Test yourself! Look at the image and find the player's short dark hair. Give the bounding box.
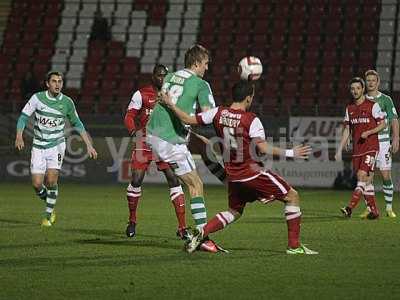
[184,44,210,68]
[349,77,365,89]
[46,71,63,82]
[232,80,255,103]
[153,64,168,75]
[364,69,380,79]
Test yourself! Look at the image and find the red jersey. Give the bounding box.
[196,106,266,181]
[344,99,384,157]
[124,85,158,150]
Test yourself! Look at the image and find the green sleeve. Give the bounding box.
[16,113,30,130]
[67,101,85,133]
[385,97,398,120]
[198,80,215,109]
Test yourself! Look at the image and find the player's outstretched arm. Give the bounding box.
[335,125,350,161]
[256,140,312,159]
[79,131,98,159]
[160,91,198,125]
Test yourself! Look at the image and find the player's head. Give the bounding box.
[349,77,365,101]
[364,69,380,93]
[45,71,63,96]
[152,64,168,90]
[184,44,210,78]
[232,80,255,110]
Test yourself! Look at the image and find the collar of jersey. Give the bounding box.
[183,68,196,76]
[46,91,63,101]
[366,92,381,99]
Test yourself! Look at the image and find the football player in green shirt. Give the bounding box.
[147,45,215,232]
[362,69,399,217]
[15,71,97,226]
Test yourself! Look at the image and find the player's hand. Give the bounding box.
[15,136,24,151]
[334,152,342,161]
[159,91,173,107]
[361,131,369,139]
[344,139,351,151]
[292,144,312,159]
[87,145,98,159]
[391,137,399,154]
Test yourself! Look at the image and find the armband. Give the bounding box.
[285,149,294,157]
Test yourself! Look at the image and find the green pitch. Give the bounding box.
[1,183,399,299]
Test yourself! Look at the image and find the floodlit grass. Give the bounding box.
[1,183,399,299]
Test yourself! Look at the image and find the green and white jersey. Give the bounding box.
[20,91,85,149]
[147,69,215,144]
[366,92,398,144]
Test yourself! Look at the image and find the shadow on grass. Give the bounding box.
[0,218,36,227]
[74,238,182,251]
[242,215,346,224]
[0,247,285,270]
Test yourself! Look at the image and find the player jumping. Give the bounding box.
[335,77,386,219]
[124,64,189,239]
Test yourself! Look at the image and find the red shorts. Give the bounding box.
[130,148,169,171]
[228,171,292,213]
[352,152,377,174]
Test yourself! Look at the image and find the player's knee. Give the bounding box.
[285,188,300,206]
[131,170,145,187]
[185,173,203,197]
[31,180,42,190]
[46,178,58,187]
[356,170,368,182]
[230,209,242,220]
[381,171,391,181]
[164,170,180,187]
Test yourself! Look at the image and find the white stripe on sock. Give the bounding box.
[286,212,301,220]
[216,214,227,227]
[191,203,204,209]
[193,212,207,219]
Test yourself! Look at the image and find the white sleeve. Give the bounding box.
[249,117,266,140]
[372,102,384,119]
[344,108,349,123]
[127,91,142,110]
[21,94,39,116]
[198,107,219,124]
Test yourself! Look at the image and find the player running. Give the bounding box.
[146,45,215,232]
[335,77,386,219]
[160,80,318,255]
[359,70,399,218]
[124,64,188,239]
[15,71,97,227]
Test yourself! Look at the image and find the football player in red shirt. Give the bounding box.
[124,64,188,239]
[335,77,386,219]
[160,80,318,255]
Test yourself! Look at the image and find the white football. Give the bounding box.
[238,56,263,81]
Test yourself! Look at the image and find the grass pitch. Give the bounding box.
[0,183,399,299]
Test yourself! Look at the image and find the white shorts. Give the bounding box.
[31,142,66,174]
[376,142,392,171]
[146,134,196,176]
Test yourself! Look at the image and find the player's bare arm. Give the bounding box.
[360,120,386,139]
[256,139,312,159]
[160,91,198,125]
[391,118,399,153]
[335,125,350,161]
[15,129,24,151]
[80,131,98,159]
